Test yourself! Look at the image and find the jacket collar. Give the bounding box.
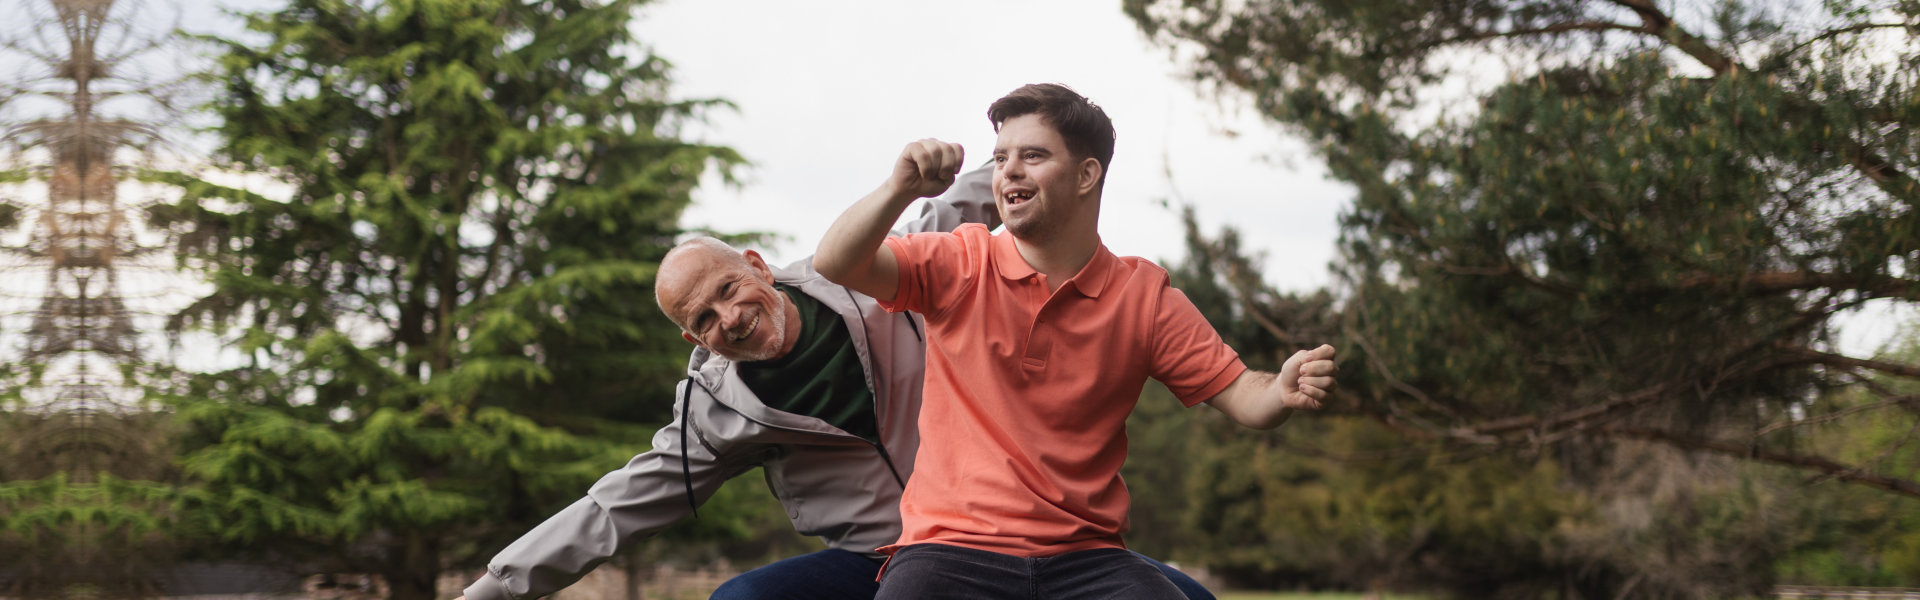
[989,231,1114,299]
[682,258,886,439]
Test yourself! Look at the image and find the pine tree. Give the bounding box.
[1130,0,1920,595]
[1129,0,1920,503]
[145,1,742,598]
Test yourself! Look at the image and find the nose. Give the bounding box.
[718,303,746,330]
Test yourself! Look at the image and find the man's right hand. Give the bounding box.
[889,138,965,200]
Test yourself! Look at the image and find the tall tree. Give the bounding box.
[0,0,194,595]
[1129,0,1920,596]
[146,1,741,598]
[1128,0,1920,505]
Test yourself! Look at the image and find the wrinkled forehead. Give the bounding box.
[658,249,749,318]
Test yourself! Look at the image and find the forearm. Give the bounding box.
[472,410,729,600]
[466,496,632,600]
[899,165,999,234]
[814,182,918,298]
[1206,370,1294,429]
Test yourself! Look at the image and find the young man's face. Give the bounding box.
[658,249,791,362]
[992,113,1088,241]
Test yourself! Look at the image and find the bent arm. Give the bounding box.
[815,139,965,302]
[1203,345,1338,429]
[897,164,999,235]
[814,182,917,302]
[464,384,750,600]
[1204,370,1294,429]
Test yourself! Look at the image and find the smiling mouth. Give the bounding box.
[727,313,760,343]
[1004,190,1034,206]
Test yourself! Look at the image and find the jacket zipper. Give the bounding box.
[685,373,908,491]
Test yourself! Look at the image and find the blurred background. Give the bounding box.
[0,0,1915,598]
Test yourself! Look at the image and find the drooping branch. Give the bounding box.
[1467,381,1674,436]
[1779,344,1920,380]
[1754,395,1920,437]
[1667,271,1920,302]
[1605,0,1742,75]
[1778,22,1916,61]
[1424,20,1651,49]
[1599,424,1920,499]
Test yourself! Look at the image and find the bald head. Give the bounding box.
[657,238,751,327]
[655,237,796,361]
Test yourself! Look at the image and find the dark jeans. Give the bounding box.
[873,544,1197,600]
[710,547,1213,600]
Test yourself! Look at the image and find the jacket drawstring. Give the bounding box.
[842,288,914,488]
[679,378,698,518]
[874,441,906,489]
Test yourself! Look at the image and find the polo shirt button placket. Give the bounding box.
[1024,303,1051,371]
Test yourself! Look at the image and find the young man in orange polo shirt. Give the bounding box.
[814,83,1338,599]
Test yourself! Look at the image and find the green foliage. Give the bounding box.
[1773,338,1920,586]
[0,409,185,599]
[1130,1,1920,595]
[148,1,742,598]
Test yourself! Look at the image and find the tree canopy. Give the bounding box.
[145,1,742,597]
[1128,0,1920,596]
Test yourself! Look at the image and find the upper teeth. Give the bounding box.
[1007,192,1032,201]
[729,314,759,342]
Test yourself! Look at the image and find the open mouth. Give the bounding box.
[1003,190,1034,206]
[727,313,760,343]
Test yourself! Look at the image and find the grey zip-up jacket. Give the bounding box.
[464,167,997,600]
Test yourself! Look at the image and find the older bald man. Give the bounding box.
[458,167,1214,600]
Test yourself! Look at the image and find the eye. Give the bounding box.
[1025,151,1042,160]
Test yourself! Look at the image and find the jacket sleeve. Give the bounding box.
[464,380,754,600]
[895,164,999,235]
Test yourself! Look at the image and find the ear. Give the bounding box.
[1076,156,1103,196]
[743,249,775,284]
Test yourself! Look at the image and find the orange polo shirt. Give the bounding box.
[877,223,1247,556]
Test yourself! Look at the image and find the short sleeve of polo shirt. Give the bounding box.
[877,224,988,318]
[1151,285,1248,406]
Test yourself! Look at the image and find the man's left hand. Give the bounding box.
[1278,344,1337,409]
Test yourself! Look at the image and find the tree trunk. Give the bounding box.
[384,537,441,600]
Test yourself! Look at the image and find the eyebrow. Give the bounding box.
[685,277,735,329]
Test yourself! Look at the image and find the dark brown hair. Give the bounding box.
[987,83,1115,185]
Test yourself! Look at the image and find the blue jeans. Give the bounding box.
[710,547,1213,600]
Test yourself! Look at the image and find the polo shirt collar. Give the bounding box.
[990,231,1115,299]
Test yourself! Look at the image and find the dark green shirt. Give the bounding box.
[735,284,880,443]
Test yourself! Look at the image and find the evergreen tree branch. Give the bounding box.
[1425,20,1651,48]
[1778,344,1920,380]
[1667,271,1920,301]
[1778,22,1916,62]
[1752,395,1920,438]
[1467,381,1674,436]
[1597,424,1920,499]
[1604,0,1743,75]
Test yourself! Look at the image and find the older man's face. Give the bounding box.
[657,248,791,362]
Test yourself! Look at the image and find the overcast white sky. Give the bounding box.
[628,0,1349,294]
[136,0,1915,360]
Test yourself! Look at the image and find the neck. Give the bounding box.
[1013,218,1100,291]
[775,289,803,357]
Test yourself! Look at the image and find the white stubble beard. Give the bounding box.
[728,288,790,362]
